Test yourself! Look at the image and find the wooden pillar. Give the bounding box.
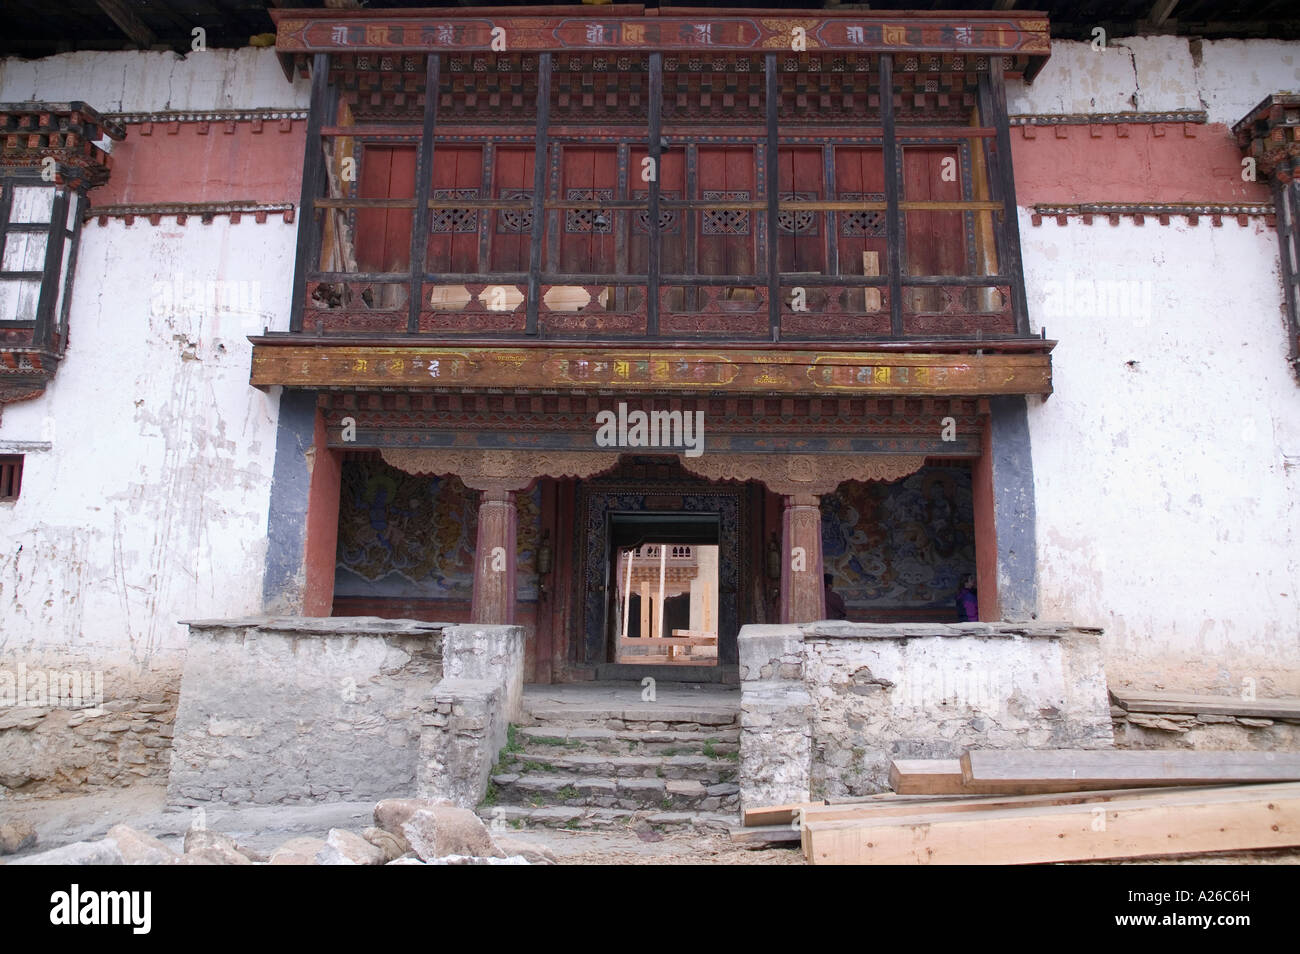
[647,50,663,336]
[525,52,552,335]
[289,52,331,333]
[765,51,780,342]
[470,489,518,624]
[639,579,651,639]
[408,52,440,333]
[779,493,826,624]
[879,54,903,338]
[971,408,1000,622]
[978,58,1030,336]
[302,404,342,617]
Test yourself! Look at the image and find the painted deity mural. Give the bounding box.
[335,459,540,601]
[821,466,975,611]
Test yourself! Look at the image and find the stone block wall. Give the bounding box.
[738,621,1114,810]
[0,660,181,795]
[167,617,444,805]
[166,617,525,808]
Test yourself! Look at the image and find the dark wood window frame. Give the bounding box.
[0,454,23,501]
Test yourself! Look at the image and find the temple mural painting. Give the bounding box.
[821,467,975,613]
[335,459,540,602]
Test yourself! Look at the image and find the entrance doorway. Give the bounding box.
[607,512,720,667]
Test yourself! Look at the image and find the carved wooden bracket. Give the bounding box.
[380,448,619,491]
[679,453,927,495]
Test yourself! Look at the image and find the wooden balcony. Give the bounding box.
[256,7,1052,395]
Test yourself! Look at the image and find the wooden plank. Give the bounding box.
[961,749,1300,794]
[1112,689,1300,720]
[729,825,802,848]
[250,344,1055,396]
[742,801,828,828]
[889,758,965,794]
[272,14,1053,58]
[802,782,1300,865]
[801,784,1247,827]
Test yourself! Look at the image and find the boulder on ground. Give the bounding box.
[361,826,408,862]
[0,821,37,856]
[172,845,253,865]
[317,828,386,866]
[107,825,179,865]
[373,797,452,836]
[269,836,327,865]
[493,835,557,865]
[400,806,505,862]
[182,828,264,862]
[8,839,124,865]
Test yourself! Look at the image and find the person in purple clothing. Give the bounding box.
[823,573,848,620]
[955,574,978,621]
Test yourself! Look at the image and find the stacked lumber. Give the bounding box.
[737,749,1300,864]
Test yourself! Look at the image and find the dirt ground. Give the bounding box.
[3,784,1296,865]
[0,783,803,864]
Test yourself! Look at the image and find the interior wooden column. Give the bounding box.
[779,492,826,624]
[470,489,519,624]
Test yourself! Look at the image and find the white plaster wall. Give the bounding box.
[0,48,308,113]
[1022,215,1299,693]
[1009,37,1300,125]
[0,50,302,667]
[1014,40,1300,693]
[0,218,295,663]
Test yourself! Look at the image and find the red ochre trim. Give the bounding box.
[1011,121,1271,210]
[92,117,304,208]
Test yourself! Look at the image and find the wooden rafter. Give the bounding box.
[95,0,158,48]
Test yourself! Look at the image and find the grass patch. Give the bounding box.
[520,761,557,774]
[509,818,523,830]
[562,819,583,830]
[478,780,499,809]
[556,785,581,800]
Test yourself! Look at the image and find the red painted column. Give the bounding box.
[302,406,342,617]
[779,493,826,624]
[470,488,518,625]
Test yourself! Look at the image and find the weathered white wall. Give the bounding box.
[0,49,305,669]
[1013,39,1300,694]
[1009,36,1300,125]
[0,48,306,112]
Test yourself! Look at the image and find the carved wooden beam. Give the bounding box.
[251,344,1053,397]
[679,453,926,495]
[380,448,618,490]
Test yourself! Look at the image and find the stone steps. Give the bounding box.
[516,725,739,756]
[480,685,743,831]
[490,771,741,812]
[481,804,736,833]
[496,751,736,783]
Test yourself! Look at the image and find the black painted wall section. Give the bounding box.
[262,388,318,613]
[989,395,1039,620]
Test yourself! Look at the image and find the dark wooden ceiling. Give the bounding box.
[3,1,1298,58]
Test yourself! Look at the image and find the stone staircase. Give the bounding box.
[479,683,741,833]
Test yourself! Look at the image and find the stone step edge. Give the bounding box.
[523,707,739,727]
[517,726,740,743]
[480,805,738,832]
[490,772,741,797]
